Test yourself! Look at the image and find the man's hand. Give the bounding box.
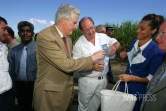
[109,41,120,56]
[91,50,106,61]
[110,45,116,56]
[120,50,127,59]
[93,61,104,71]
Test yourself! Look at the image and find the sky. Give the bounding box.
[1,0,166,36]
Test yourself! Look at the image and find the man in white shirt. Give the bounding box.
[73,17,120,111]
[0,16,14,111]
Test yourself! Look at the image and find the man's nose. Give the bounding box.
[74,24,77,29]
[155,35,160,41]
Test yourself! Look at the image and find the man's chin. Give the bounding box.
[22,39,32,43]
[158,46,164,51]
[68,32,73,36]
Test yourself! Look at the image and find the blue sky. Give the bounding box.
[1,0,166,36]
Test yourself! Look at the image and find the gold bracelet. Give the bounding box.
[135,76,140,82]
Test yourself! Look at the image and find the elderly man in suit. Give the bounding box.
[33,4,105,111]
[140,20,166,111]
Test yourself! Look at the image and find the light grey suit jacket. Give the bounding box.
[142,59,166,111]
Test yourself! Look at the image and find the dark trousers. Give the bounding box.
[0,89,15,111]
[107,59,116,84]
[16,81,34,111]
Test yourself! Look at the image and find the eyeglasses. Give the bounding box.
[157,31,166,37]
[83,26,95,33]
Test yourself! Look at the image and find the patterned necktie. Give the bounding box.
[140,63,166,111]
[148,63,166,91]
[132,48,141,60]
[62,37,68,53]
[18,46,27,81]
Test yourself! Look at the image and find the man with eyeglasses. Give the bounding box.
[140,21,166,111]
[73,17,120,111]
[8,21,36,111]
[0,16,15,111]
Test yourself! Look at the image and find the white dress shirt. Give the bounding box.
[0,42,12,94]
[73,33,117,77]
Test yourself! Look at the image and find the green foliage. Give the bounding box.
[104,21,138,51]
[70,28,83,45]
[16,37,21,43]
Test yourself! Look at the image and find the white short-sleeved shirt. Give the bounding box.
[0,42,12,94]
[72,33,117,77]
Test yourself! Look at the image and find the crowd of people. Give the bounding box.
[0,3,166,111]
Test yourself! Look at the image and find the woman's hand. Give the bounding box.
[117,74,133,82]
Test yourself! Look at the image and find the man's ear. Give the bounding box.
[152,28,157,35]
[61,17,67,25]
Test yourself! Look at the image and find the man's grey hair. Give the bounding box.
[55,4,80,24]
[96,25,105,32]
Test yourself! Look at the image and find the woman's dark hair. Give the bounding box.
[141,14,164,37]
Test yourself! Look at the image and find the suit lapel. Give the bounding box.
[66,37,72,57]
[151,77,166,94]
[50,25,69,57]
[147,58,166,93]
[147,64,163,89]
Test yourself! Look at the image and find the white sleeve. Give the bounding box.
[108,37,117,46]
[146,74,153,81]
[72,41,82,59]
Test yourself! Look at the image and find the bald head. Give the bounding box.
[96,25,106,33]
